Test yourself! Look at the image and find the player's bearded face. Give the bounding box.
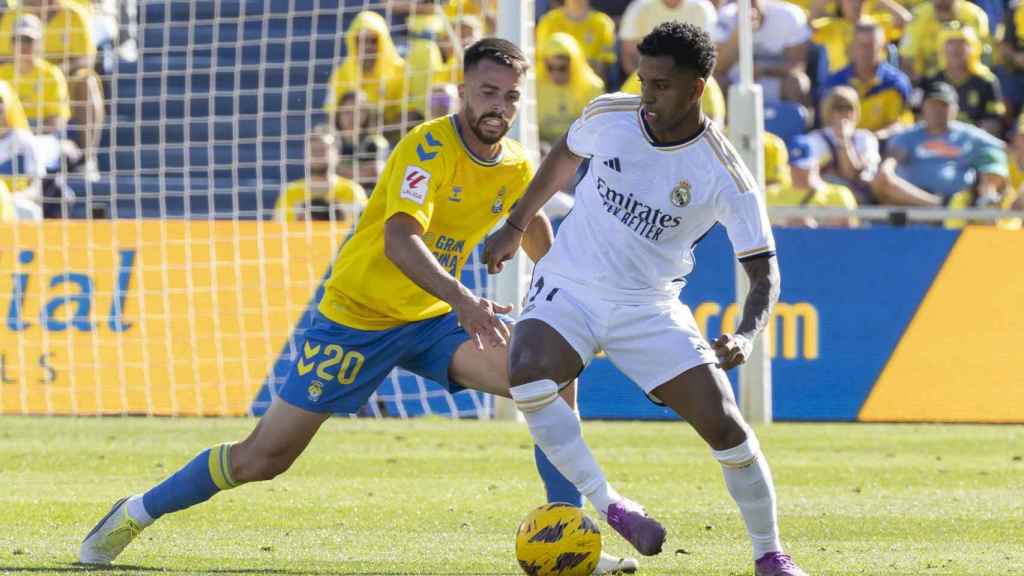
[462,59,523,145]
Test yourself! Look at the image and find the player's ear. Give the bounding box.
[690,75,706,106]
[457,82,465,101]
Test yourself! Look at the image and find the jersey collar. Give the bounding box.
[638,109,709,150]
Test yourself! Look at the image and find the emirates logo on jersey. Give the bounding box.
[671,180,692,207]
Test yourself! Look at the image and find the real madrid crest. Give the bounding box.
[670,180,692,207]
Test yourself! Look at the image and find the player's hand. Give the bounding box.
[482,222,524,274]
[453,293,513,350]
[713,333,753,371]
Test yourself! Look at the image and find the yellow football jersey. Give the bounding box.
[0,60,70,122]
[536,8,617,65]
[0,1,96,62]
[319,115,532,330]
[274,177,367,221]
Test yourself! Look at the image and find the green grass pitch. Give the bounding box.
[0,417,1021,575]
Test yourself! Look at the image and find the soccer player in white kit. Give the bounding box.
[484,22,809,576]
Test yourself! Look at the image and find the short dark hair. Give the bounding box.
[637,21,716,79]
[463,37,529,75]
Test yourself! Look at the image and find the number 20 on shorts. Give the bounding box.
[298,342,365,385]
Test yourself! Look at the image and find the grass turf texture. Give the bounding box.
[0,417,1021,575]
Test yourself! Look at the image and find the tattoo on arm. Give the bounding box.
[736,256,781,340]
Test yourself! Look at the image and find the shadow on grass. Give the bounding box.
[0,565,520,576]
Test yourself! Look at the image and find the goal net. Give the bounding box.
[0,0,534,418]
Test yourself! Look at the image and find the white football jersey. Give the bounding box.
[537,92,775,304]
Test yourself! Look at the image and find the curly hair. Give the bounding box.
[637,21,716,79]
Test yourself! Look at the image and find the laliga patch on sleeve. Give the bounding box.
[400,165,431,205]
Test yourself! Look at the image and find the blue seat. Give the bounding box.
[763,100,809,147]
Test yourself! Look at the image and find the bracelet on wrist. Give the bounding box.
[507,219,527,233]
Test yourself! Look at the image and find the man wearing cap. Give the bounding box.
[767,135,859,227]
[0,15,74,178]
[872,81,1008,207]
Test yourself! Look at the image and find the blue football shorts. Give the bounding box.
[277,310,470,413]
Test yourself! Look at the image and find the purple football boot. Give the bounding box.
[605,499,666,556]
[755,552,809,576]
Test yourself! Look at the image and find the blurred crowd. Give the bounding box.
[320,0,1024,228]
[3,0,1024,227]
[0,0,133,220]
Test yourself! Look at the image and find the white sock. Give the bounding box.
[126,494,154,528]
[711,434,782,560]
[511,379,620,515]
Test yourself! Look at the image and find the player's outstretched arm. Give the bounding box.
[385,213,511,349]
[483,133,581,273]
[713,256,781,370]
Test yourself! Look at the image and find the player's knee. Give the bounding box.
[701,411,749,451]
[508,345,562,386]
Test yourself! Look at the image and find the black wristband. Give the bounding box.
[507,219,527,233]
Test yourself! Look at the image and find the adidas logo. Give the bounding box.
[603,157,622,172]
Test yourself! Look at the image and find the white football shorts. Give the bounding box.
[518,270,719,395]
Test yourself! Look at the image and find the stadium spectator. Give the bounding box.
[620,70,727,125]
[333,90,389,190]
[999,0,1024,118]
[274,128,367,223]
[873,82,1008,207]
[0,16,71,170]
[899,0,989,82]
[429,83,460,119]
[810,0,909,74]
[807,0,909,40]
[918,26,1004,137]
[325,11,406,128]
[713,0,811,105]
[804,86,880,203]
[764,131,793,194]
[443,0,496,32]
[769,135,859,227]
[403,25,446,124]
[0,0,105,181]
[944,114,1022,229]
[536,33,605,145]
[536,0,616,78]
[822,21,911,138]
[619,0,718,75]
[436,15,484,86]
[0,79,43,219]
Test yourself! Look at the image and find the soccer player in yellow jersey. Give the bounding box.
[79,38,638,575]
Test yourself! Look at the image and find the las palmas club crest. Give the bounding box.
[671,180,692,207]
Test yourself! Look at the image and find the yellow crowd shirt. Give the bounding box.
[536,8,617,65]
[0,60,70,122]
[319,115,532,330]
[274,177,368,221]
[0,0,95,62]
[899,1,989,78]
[324,11,406,122]
[536,33,606,143]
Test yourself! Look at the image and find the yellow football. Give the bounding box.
[515,503,602,576]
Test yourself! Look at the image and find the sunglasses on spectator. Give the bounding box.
[546,63,569,73]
